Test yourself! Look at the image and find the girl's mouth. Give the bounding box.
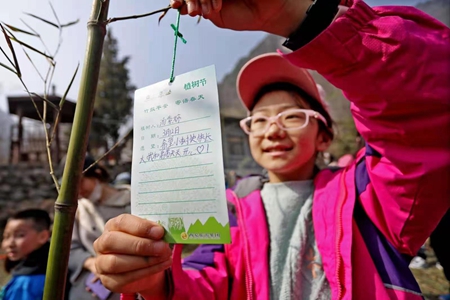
[263,145,293,155]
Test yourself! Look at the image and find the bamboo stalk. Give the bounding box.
[43,1,110,299]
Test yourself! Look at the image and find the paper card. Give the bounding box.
[131,65,230,244]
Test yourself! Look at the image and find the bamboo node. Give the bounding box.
[54,202,78,214]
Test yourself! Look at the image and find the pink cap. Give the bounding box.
[237,53,326,111]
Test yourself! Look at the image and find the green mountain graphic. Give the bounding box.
[186,216,230,244]
[165,217,187,243]
[164,216,230,244]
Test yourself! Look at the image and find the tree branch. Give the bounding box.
[83,129,132,174]
[106,5,171,24]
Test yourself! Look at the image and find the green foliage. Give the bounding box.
[91,30,135,150]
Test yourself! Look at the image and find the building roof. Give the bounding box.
[7,94,76,123]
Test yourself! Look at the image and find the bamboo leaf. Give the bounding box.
[59,63,79,108]
[0,24,21,77]
[30,92,58,110]
[23,49,45,82]
[20,19,40,37]
[0,45,16,70]
[2,23,39,36]
[61,19,79,28]
[9,35,53,59]
[48,2,61,26]
[2,26,17,39]
[24,12,59,28]
[0,62,17,74]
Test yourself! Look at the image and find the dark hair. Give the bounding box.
[83,155,110,182]
[10,209,51,232]
[252,82,334,139]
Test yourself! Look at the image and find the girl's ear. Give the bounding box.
[316,130,332,152]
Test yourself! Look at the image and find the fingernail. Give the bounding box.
[152,241,167,253]
[149,226,165,239]
[202,2,211,15]
[187,1,196,14]
[212,0,220,11]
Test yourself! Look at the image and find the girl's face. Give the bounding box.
[78,176,98,199]
[249,90,330,183]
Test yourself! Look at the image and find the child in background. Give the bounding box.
[0,209,51,300]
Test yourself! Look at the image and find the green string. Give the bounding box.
[169,10,186,83]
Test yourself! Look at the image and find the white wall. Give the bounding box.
[0,96,11,164]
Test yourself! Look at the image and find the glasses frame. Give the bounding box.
[239,109,328,136]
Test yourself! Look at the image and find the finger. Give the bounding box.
[211,0,222,12]
[91,275,100,283]
[185,0,201,16]
[199,0,211,16]
[104,214,165,240]
[96,253,172,275]
[99,259,172,293]
[94,231,171,257]
[170,2,190,16]
[170,0,183,9]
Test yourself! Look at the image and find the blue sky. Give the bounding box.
[0,0,423,112]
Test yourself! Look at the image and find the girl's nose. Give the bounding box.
[265,122,285,139]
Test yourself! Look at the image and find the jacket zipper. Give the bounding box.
[231,191,254,300]
[335,168,348,300]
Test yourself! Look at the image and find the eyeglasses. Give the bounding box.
[239,109,328,137]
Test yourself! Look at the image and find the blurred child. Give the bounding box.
[0,209,51,300]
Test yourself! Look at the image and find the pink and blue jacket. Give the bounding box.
[123,0,450,299]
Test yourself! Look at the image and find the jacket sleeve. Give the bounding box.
[168,243,231,300]
[68,218,92,283]
[120,243,231,300]
[284,0,450,255]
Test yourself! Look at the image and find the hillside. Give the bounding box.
[218,0,449,157]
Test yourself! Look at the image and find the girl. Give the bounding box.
[93,0,450,299]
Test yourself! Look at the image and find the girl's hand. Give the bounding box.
[93,214,172,296]
[170,0,312,38]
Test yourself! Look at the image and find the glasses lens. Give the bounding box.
[279,110,308,129]
[244,116,267,135]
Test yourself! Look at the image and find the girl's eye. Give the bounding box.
[252,117,267,123]
[285,114,300,119]
[284,112,306,120]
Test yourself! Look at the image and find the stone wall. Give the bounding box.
[0,164,57,226]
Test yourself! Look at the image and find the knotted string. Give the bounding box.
[169,9,186,83]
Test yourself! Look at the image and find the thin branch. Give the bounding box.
[20,81,60,192]
[22,49,45,81]
[106,5,171,24]
[21,19,52,54]
[83,129,132,174]
[49,1,61,27]
[19,78,44,122]
[50,63,79,145]
[44,118,60,193]
[30,92,59,110]
[46,61,57,96]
